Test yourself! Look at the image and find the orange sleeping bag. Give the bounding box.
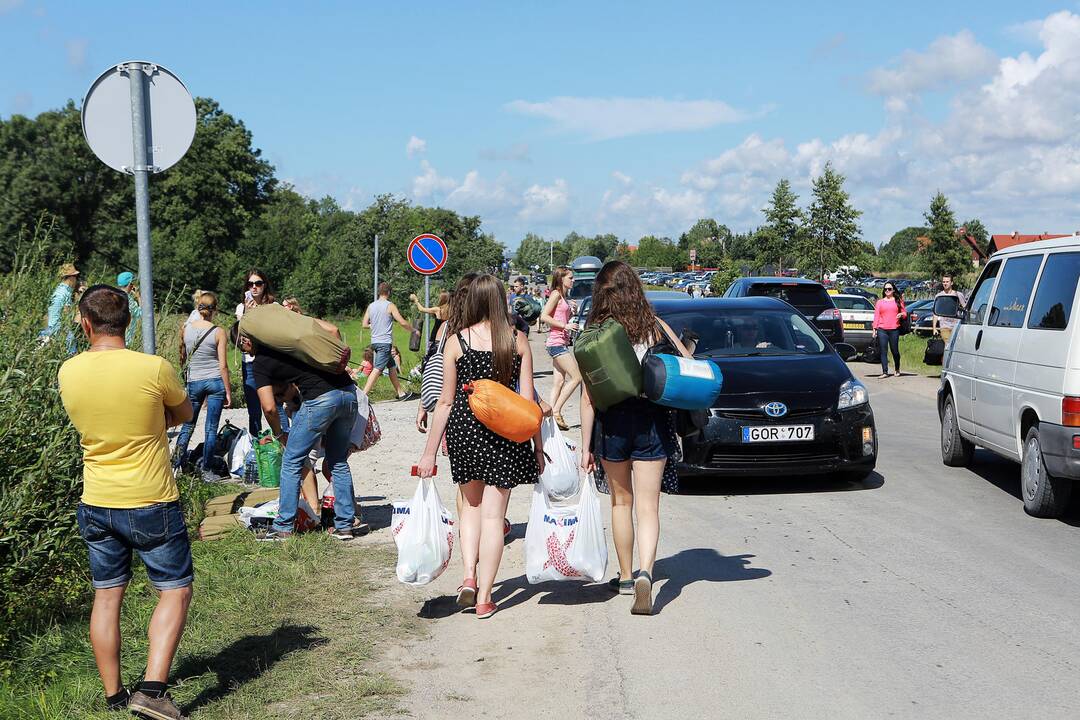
[463,380,542,443]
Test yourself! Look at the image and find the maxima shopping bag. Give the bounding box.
[392,477,454,586]
[524,475,606,583]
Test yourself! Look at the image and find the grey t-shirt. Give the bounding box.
[368,298,393,344]
[184,324,221,382]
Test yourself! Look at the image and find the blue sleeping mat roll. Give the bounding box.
[642,353,723,410]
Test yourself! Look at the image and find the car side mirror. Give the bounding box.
[933,295,962,319]
[834,342,857,361]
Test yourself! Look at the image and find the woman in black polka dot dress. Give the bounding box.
[417,274,543,619]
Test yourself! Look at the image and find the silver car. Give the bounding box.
[831,294,876,358]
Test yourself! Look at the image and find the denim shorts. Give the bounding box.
[77,501,194,591]
[593,398,673,462]
[371,343,393,370]
[546,344,570,358]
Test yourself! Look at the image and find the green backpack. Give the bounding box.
[573,319,643,411]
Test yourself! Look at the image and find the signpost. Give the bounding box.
[407,234,448,353]
[81,61,196,353]
[689,247,697,270]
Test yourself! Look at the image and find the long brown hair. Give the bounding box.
[455,273,516,385]
[550,266,572,294]
[245,268,274,303]
[447,272,480,335]
[587,260,658,345]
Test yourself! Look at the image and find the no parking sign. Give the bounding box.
[407,234,447,275]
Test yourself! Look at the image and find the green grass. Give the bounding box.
[898,333,941,377]
[0,537,412,719]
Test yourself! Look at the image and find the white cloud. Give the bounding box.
[612,171,633,186]
[520,179,570,223]
[65,38,88,70]
[867,30,996,98]
[412,159,457,199]
[405,135,426,158]
[505,96,750,140]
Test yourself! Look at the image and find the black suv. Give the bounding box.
[723,277,843,344]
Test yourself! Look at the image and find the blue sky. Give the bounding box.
[3,1,1079,249]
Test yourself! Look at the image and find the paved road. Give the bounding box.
[373,333,1080,720]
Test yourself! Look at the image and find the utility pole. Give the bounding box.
[373,233,379,300]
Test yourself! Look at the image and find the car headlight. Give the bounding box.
[838,379,869,410]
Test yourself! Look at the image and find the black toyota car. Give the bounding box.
[653,297,877,480]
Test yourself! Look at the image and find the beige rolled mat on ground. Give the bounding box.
[239,303,351,373]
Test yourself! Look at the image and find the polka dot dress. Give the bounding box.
[445,333,539,488]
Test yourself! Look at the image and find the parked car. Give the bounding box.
[723,277,843,344]
[936,235,1080,517]
[831,294,877,359]
[653,297,876,480]
[841,286,878,300]
[570,290,688,338]
[902,299,934,337]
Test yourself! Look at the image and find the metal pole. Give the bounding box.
[549,237,553,272]
[128,63,156,354]
[422,275,430,355]
[373,233,379,301]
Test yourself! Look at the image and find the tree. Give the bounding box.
[759,179,803,274]
[802,163,862,280]
[515,233,550,270]
[878,226,928,272]
[962,218,989,256]
[631,235,680,268]
[923,192,969,279]
[709,255,742,295]
[679,218,729,267]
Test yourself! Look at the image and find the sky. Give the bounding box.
[3,1,1080,250]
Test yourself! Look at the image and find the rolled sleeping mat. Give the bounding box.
[642,353,723,410]
[239,303,351,373]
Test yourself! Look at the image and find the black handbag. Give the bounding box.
[923,337,945,365]
[898,297,912,336]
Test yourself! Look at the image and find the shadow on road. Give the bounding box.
[175,624,328,714]
[359,502,395,532]
[966,450,1080,527]
[416,575,614,620]
[677,471,885,496]
[653,549,771,615]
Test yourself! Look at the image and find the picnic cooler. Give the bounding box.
[239,303,351,373]
[573,319,643,411]
[642,354,723,410]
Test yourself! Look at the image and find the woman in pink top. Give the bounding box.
[872,282,907,378]
[541,267,582,430]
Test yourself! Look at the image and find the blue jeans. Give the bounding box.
[275,388,358,533]
[243,361,288,436]
[77,501,193,590]
[175,377,226,468]
[877,328,901,374]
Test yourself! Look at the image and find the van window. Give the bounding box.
[963,260,1000,325]
[1028,252,1080,330]
[988,255,1042,328]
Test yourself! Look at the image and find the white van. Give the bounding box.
[935,235,1080,518]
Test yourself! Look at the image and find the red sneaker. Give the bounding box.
[456,578,477,608]
[503,518,511,538]
[475,601,497,619]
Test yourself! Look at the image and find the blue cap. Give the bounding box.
[116,271,135,287]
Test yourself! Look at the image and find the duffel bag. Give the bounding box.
[239,303,351,373]
[923,337,945,366]
[573,319,642,411]
[462,380,543,443]
[642,353,723,410]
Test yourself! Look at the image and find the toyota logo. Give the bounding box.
[764,402,788,418]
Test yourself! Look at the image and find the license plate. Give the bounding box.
[843,322,867,330]
[742,425,815,442]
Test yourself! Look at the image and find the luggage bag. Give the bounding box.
[573,319,643,411]
[924,337,945,366]
[239,303,351,373]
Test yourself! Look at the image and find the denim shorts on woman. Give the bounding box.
[593,397,675,462]
[77,501,194,591]
[546,344,570,358]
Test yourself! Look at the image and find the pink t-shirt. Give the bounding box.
[873,298,906,330]
[546,297,572,347]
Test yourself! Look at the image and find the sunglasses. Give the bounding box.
[885,286,895,291]
[197,303,216,311]
[246,280,265,288]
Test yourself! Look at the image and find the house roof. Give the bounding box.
[990,233,1070,251]
[914,232,985,259]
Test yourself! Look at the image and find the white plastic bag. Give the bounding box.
[228,430,253,477]
[524,475,607,583]
[538,416,580,500]
[392,478,454,586]
[237,498,320,533]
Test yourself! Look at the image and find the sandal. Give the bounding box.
[475,601,497,619]
[456,578,477,608]
[631,570,653,616]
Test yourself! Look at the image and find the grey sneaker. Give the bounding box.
[128,691,188,719]
[631,570,653,616]
[398,391,420,401]
[607,574,634,595]
[328,527,354,541]
[256,529,293,543]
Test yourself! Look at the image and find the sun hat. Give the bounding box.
[116,271,135,287]
[58,262,80,278]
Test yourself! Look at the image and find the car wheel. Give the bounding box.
[941,395,974,467]
[1021,425,1073,518]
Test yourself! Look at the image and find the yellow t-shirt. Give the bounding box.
[58,349,187,509]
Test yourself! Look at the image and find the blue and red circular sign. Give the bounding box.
[407,233,447,275]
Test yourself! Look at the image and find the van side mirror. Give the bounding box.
[834,342,858,361]
[933,295,963,319]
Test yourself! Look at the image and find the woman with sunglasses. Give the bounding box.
[872,283,907,378]
[175,292,232,479]
[235,269,282,434]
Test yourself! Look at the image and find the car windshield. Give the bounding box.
[568,278,593,299]
[661,308,828,357]
[832,296,873,310]
[747,283,830,308]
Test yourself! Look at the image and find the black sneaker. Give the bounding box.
[256,529,293,543]
[607,574,634,595]
[398,391,420,401]
[328,527,354,541]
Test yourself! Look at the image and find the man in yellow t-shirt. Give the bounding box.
[58,285,194,718]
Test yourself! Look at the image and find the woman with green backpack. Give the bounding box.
[578,261,691,616]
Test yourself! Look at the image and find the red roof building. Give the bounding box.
[916,229,986,267]
[988,232,1071,255]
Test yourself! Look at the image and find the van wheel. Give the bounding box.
[941,395,974,467]
[1021,426,1073,518]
